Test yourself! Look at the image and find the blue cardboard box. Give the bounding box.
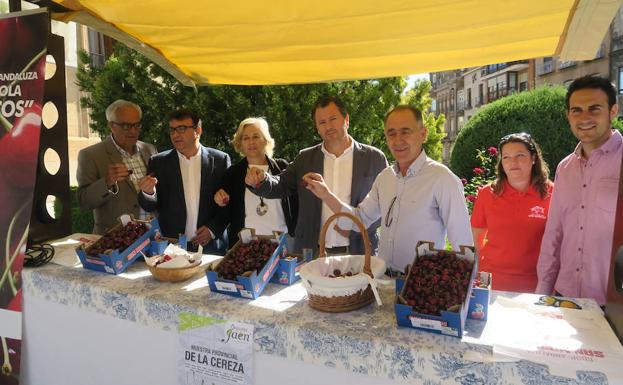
[394,241,477,338]
[76,215,159,274]
[206,230,285,299]
[468,271,491,321]
[146,234,188,257]
[270,251,312,285]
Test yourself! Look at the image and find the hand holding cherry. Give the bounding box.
[106,163,131,188]
[302,172,330,199]
[245,167,266,187]
[214,189,230,207]
[138,173,158,195]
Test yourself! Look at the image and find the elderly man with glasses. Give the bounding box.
[77,99,157,234]
[303,105,472,273]
[138,109,230,254]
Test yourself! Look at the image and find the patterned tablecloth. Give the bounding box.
[22,252,621,385]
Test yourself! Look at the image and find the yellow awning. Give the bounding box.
[51,0,623,86]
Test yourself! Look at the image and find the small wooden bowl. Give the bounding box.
[148,260,204,282]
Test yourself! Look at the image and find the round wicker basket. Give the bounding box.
[300,212,386,313]
[148,260,204,282]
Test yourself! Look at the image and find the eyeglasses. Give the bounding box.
[169,124,197,134]
[384,196,397,227]
[111,121,142,130]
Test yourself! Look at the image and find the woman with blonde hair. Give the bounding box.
[471,132,553,292]
[214,117,297,245]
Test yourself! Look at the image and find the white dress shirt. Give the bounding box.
[321,141,354,247]
[142,149,203,239]
[244,164,287,235]
[177,150,203,239]
[340,150,473,270]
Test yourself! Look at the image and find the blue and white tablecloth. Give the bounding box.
[22,246,621,385]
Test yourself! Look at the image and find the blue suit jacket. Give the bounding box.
[138,145,231,246]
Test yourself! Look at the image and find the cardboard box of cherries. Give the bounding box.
[394,241,476,338]
[76,215,159,274]
[206,229,286,299]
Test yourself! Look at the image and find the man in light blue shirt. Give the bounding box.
[304,105,472,271]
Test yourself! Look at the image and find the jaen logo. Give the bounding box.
[222,325,251,344]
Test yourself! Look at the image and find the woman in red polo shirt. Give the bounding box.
[471,133,553,292]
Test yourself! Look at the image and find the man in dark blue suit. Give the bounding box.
[138,109,230,254]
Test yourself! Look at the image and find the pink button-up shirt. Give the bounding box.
[536,130,622,305]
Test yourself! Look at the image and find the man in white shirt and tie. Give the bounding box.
[138,109,230,254]
[302,105,473,271]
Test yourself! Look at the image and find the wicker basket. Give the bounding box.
[148,259,204,282]
[299,212,386,313]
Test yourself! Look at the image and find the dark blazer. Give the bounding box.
[138,145,231,248]
[76,136,157,234]
[252,140,388,254]
[219,157,298,245]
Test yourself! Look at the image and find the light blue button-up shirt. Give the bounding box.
[340,150,473,270]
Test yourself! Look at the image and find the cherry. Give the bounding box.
[401,251,473,316]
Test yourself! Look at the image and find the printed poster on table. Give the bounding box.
[475,296,623,383]
[178,312,254,385]
[0,8,48,385]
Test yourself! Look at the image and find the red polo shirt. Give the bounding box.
[471,181,553,292]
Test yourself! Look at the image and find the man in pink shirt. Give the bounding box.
[537,75,623,305]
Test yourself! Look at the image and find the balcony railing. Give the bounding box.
[482,60,529,75]
[89,52,106,67]
[559,60,576,69]
[457,100,472,111]
[487,87,514,102]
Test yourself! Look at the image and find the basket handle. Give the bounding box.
[318,212,373,278]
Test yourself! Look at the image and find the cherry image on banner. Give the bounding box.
[0,9,48,385]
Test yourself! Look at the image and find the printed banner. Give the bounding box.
[178,313,254,385]
[0,8,48,385]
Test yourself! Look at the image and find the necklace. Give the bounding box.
[256,196,268,216]
[250,161,269,216]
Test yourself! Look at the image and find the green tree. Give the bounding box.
[402,79,445,161]
[450,86,599,179]
[77,44,406,162]
[450,86,623,179]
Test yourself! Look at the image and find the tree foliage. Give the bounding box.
[77,44,410,162]
[402,79,445,161]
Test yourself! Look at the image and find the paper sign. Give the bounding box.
[473,295,623,382]
[409,316,444,331]
[178,312,254,385]
[239,229,253,244]
[120,214,131,226]
[215,282,238,293]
